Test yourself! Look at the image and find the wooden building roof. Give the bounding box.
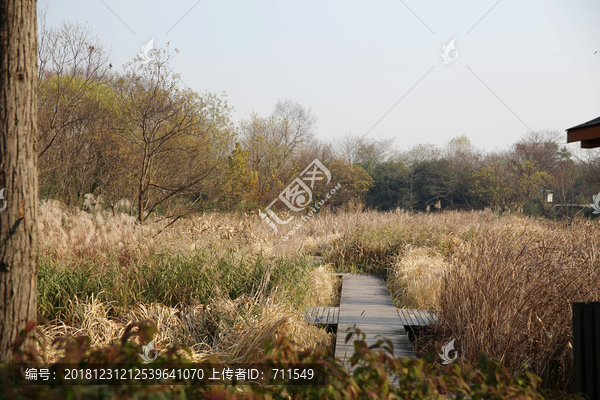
[567,116,600,148]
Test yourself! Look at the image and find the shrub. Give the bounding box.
[1,325,556,399]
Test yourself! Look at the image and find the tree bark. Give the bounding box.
[0,0,38,362]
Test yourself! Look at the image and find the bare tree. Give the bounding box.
[272,98,318,159]
[36,18,112,204]
[398,142,441,166]
[511,130,563,173]
[575,147,600,199]
[510,130,580,217]
[334,132,395,167]
[239,100,318,203]
[37,19,111,156]
[292,138,335,169]
[0,0,39,362]
[110,47,234,222]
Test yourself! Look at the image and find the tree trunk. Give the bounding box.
[0,0,38,363]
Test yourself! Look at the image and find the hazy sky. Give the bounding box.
[39,0,600,152]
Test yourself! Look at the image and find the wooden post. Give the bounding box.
[572,302,600,397]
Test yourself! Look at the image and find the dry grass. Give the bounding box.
[387,246,448,310]
[432,221,600,392]
[303,208,599,392]
[37,199,600,393]
[38,199,493,264]
[309,265,340,307]
[37,200,337,364]
[212,297,331,363]
[36,293,331,364]
[39,199,160,257]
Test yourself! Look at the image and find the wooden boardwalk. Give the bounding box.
[305,306,339,325]
[304,307,437,327]
[396,308,438,326]
[334,274,415,365]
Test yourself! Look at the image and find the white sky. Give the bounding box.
[39,0,600,152]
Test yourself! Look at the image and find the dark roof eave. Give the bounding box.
[567,116,600,132]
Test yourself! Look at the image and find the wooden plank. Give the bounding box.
[427,310,438,324]
[335,275,414,368]
[408,310,416,325]
[421,310,430,325]
[411,310,423,326]
[304,306,340,325]
[415,310,427,326]
[305,307,314,323]
[424,311,432,324]
[398,308,414,326]
[411,310,421,325]
[396,309,404,324]
[413,310,423,325]
[396,309,438,326]
[408,310,414,325]
[398,309,414,326]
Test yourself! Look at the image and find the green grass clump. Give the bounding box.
[38,249,315,321]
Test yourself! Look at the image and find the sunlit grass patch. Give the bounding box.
[387,246,448,310]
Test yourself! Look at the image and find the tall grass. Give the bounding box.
[319,209,495,275]
[434,222,600,393]
[36,200,338,364]
[325,210,600,393]
[387,246,448,310]
[38,249,317,320]
[37,199,600,393]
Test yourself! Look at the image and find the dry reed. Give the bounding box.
[435,222,600,392]
[38,199,600,393]
[388,246,448,310]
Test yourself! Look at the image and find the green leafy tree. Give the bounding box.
[364,160,411,211]
[313,160,374,208]
[220,142,257,210]
[472,157,548,213]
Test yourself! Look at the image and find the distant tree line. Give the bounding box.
[358,131,600,220]
[37,20,600,221]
